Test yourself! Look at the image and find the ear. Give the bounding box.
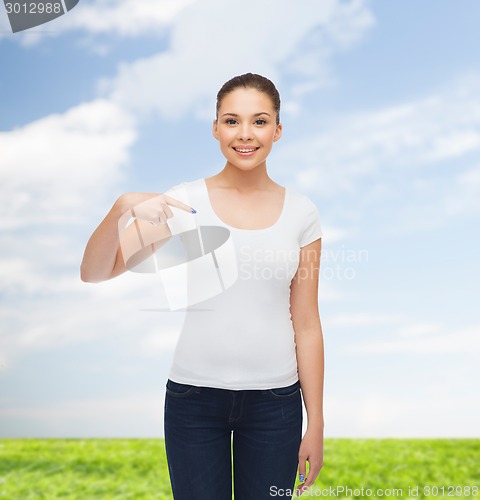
[212,119,219,141]
[273,122,282,142]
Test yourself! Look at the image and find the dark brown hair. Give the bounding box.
[216,73,281,125]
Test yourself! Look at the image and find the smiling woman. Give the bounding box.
[80,72,325,500]
[213,86,282,174]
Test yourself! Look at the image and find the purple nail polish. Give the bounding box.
[191,208,197,214]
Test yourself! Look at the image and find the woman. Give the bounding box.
[81,73,324,499]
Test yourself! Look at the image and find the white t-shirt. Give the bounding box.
[164,177,323,390]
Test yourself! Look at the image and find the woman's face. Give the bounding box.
[213,87,282,172]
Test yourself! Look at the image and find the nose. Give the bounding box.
[237,123,254,141]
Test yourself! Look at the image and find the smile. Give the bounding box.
[233,147,260,154]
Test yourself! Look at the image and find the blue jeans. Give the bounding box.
[164,378,303,499]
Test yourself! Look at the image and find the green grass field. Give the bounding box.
[0,438,478,499]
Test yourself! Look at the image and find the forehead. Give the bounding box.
[219,87,274,114]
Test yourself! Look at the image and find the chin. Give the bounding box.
[228,161,264,171]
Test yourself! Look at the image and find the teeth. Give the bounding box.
[235,148,257,153]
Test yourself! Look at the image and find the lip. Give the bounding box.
[232,146,260,157]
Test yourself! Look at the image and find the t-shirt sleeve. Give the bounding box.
[299,197,323,247]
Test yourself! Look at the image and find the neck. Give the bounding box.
[212,161,274,192]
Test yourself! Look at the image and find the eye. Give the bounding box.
[225,119,237,125]
[255,119,267,125]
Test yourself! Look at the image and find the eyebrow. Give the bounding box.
[221,112,271,118]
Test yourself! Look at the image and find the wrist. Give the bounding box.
[307,419,324,432]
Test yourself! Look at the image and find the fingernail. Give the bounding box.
[299,474,305,482]
[191,208,197,214]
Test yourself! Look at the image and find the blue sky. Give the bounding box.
[0,0,479,438]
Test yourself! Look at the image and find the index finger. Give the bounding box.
[162,194,196,214]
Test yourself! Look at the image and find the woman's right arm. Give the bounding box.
[80,192,194,283]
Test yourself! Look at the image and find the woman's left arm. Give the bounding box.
[289,237,324,496]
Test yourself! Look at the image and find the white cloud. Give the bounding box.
[63,0,196,36]
[328,312,407,328]
[0,391,167,437]
[325,392,480,437]
[347,324,480,354]
[274,74,480,199]
[396,322,441,337]
[323,0,376,49]
[100,0,374,120]
[0,98,136,229]
[318,281,344,301]
[1,0,197,46]
[0,258,85,297]
[0,93,140,368]
[0,270,183,367]
[444,165,480,217]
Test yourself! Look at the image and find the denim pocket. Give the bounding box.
[166,379,198,398]
[268,380,301,398]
